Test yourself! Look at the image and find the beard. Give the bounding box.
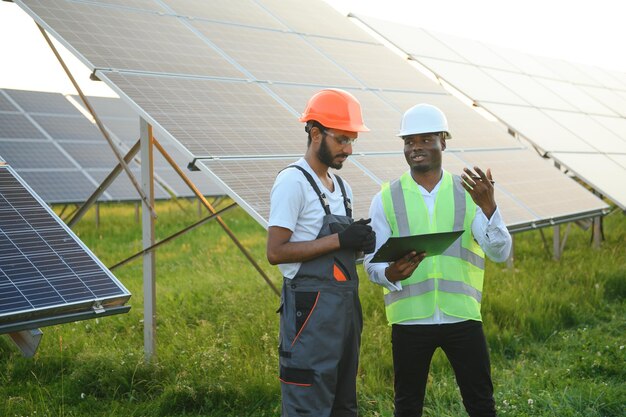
[318,137,347,169]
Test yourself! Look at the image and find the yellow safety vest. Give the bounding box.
[380,171,485,324]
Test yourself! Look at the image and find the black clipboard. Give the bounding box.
[370,230,464,263]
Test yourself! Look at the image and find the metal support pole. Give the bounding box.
[560,223,572,254]
[95,203,100,229]
[140,119,156,361]
[506,234,514,270]
[68,141,140,228]
[36,23,156,220]
[592,216,602,249]
[152,138,279,296]
[553,224,561,261]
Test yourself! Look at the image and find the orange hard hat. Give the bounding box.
[299,89,369,132]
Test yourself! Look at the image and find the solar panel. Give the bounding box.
[0,93,17,112]
[610,154,626,169]
[550,153,626,210]
[18,0,243,78]
[427,31,518,71]
[191,21,361,87]
[575,64,626,90]
[534,56,601,86]
[306,37,443,92]
[486,48,559,79]
[0,113,46,139]
[357,16,461,62]
[578,86,626,118]
[14,0,610,229]
[99,72,303,158]
[5,89,78,114]
[16,170,105,204]
[198,158,379,225]
[71,95,224,198]
[257,0,374,42]
[541,110,626,154]
[480,103,596,153]
[482,69,577,111]
[162,0,288,30]
[451,150,609,222]
[592,115,626,139]
[353,16,624,209]
[0,88,176,203]
[0,165,130,333]
[535,78,617,116]
[418,58,528,105]
[0,140,77,169]
[31,114,105,141]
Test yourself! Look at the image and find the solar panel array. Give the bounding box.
[356,15,626,210]
[14,0,609,231]
[0,164,130,333]
[0,88,221,203]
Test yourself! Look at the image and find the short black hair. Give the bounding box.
[305,121,326,147]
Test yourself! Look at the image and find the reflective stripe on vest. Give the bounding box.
[390,175,484,269]
[384,278,482,305]
[381,171,485,323]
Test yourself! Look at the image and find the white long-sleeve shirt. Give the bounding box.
[363,172,512,325]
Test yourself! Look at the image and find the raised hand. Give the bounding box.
[461,166,496,219]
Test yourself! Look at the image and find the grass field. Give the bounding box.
[1,199,624,416]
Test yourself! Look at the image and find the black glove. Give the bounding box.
[338,218,373,251]
[361,230,376,254]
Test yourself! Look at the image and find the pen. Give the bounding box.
[470,176,495,185]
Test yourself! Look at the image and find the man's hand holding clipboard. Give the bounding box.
[370,230,464,282]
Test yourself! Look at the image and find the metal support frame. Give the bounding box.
[36,23,156,220]
[506,234,514,269]
[538,227,549,258]
[152,138,280,297]
[35,19,281,363]
[68,140,140,228]
[95,203,100,228]
[553,224,561,261]
[140,119,156,361]
[8,329,43,358]
[109,202,237,271]
[592,216,602,249]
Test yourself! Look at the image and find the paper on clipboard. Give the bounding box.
[370,230,464,263]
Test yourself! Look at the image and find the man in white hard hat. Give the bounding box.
[363,104,512,416]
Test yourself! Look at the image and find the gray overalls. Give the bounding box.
[278,166,363,417]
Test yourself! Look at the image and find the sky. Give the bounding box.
[1,0,625,97]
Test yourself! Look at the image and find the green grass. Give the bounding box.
[1,199,624,416]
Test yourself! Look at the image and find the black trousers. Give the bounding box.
[392,320,496,417]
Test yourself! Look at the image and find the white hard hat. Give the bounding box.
[397,103,451,139]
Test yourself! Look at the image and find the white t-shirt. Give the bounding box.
[268,158,353,279]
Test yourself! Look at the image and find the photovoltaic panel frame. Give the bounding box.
[0,164,130,334]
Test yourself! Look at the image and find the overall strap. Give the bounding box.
[285,165,330,215]
[334,174,352,218]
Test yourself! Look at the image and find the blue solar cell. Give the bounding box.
[0,166,130,332]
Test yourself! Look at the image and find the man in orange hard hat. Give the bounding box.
[267,88,376,417]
